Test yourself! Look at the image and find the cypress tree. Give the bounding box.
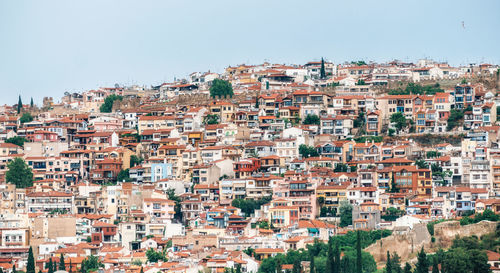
[48,258,54,273]
[27,246,35,273]
[309,255,315,273]
[292,259,301,273]
[431,257,439,273]
[13,264,16,273]
[53,259,57,273]
[386,251,392,273]
[59,253,66,271]
[30,98,34,108]
[415,247,428,273]
[79,261,85,273]
[235,264,242,273]
[403,263,412,273]
[333,243,340,273]
[320,58,326,79]
[356,230,362,273]
[0,267,3,273]
[68,260,72,273]
[326,239,334,273]
[17,96,22,114]
[139,267,143,273]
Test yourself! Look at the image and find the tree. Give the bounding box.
[30,97,34,108]
[146,248,165,263]
[299,144,319,158]
[320,58,326,79]
[447,109,464,131]
[339,201,353,227]
[390,112,407,133]
[441,247,469,273]
[292,258,301,273]
[5,136,28,147]
[303,114,320,125]
[468,249,491,273]
[389,177,399,193]
[356,231,362,273]
[99,94,123,113]
[334,163,349,173]
[17,95,22,114]
[82,255,102,272]
[140,267,143,273]
[130,155,143,167]
[12,264,16,273]
[6,157,33,188]
[166,188,182,220]
[27,247,35,273]
[20,112,34,123]
[117,169,131,182]
[353,112,365,129]
[415,159,428,169]
[356,79,366,85]
[403,263,412,273]
[431,256,439,273]
[210,79,234,99]
[204,114,220,125]
[414,247,428,273]
[309,252,315,273]
[385,251,392,273]
[59,253,66,271]
[68,260,73,273]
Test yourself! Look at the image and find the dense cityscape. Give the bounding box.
[0,59,499,273]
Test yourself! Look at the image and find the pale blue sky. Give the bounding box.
[1,0,499,105]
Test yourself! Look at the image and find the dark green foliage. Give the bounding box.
[389,177,399,193]
[356,231,362,273]
[426,151,440,158]
[6,157,33,188]
[27,247,35,273]
[204,114,220,125]
[117,169,131,182]
[351,61,367,66]
[146,248,166,263]
[431,256,439,273]
[427,219,448,236]
[339,201,353,228]
[20,112,34,123]
[356,79,366,86]
[30,98,34,108]
[210,79,234,99]
[166,188,182,220]
[415,159,428,169]
[334,163,349,173]
[303,114,320,125]
[299,144,319,158]
[320,58,326,79]
[388,83,443,95]
[81,255,103,272]
[459,209,500,225]
[447,109,464,131]
[130,155,143,167]
[353,136,383,143]
[59,253,66,271]
[99,94,123,113]
[390,112,407,132]
[353,112,365,129]
[232,196,272,217]
[292,259,301,273]
[5,136,28,147]
[414,247,428,273]
[403,263,411,273]
[17,95,22,114]
[385,251,392,273]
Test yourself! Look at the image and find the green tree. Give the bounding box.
[356,79,366,85]
[414,247,428,273]
[99,94,123,113]
[210,79,234,99]
[292,259,301,273]
[117,169,131,182]
[334,163,349,173]
[385,251,392,273]
[146,248,165,263]
[403,263,411,273]
[5,136,28,147]
[356,231,362,273]
[415,159,428,169]
[320,58,326,79]
[299,144,319,158]
[20,112,34,123]
[353,112,365,129]
[447,109,464,131]
[431,256,439,273]
[59,253,66,271]
[30,97,34,108]
[27,247,35,273]
[204,114,220,125]
[6,157,33,188]
[390,112,407,133]
[130,155,143,167]
[82,255,102,272]
[303,114,320,125]
[339,201,353,227]
[12,264,16,273]
[17,95,23,114]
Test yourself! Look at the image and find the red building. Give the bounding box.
[91,221,117,245]
[90,159,122,184]
[233,158,261,179]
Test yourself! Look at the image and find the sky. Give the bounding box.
[0,0,499,105]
